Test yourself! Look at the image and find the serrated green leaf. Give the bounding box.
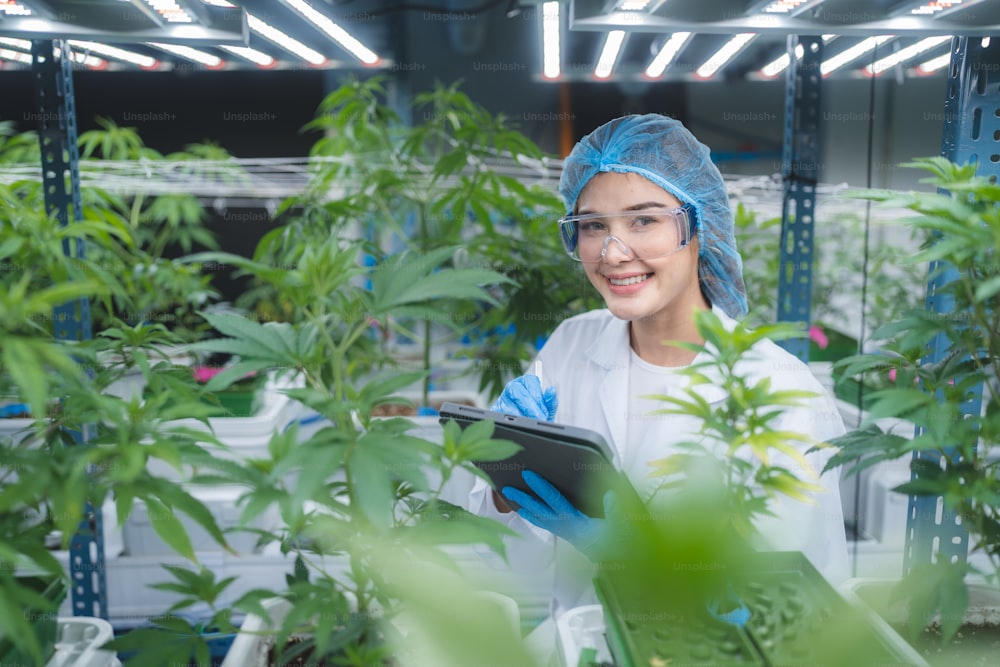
[143,497,195,561]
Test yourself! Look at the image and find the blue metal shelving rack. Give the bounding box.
[903,36,997,575]
[30,38,106,620]
[775,35,823,363]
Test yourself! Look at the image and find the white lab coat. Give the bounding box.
[467,305,850,614]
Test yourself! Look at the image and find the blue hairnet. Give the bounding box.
[558,114,747,319]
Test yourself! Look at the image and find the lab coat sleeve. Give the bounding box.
[465,474,557,568]
[751,391,850,585]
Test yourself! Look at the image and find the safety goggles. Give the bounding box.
[557,204,697,263]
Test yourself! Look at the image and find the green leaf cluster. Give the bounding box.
[644,310,823,541]
[827,157,1000,644]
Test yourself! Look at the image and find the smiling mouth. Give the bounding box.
[607,273,652,287]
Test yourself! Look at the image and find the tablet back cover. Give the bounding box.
[438,402,624,518]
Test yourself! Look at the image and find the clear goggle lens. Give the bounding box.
[557,205,696,263]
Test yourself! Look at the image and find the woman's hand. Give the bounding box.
[491,374,558,421]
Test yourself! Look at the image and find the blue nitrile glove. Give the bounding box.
[502,470,620,561]
[707,582,751,627]
[491,374,558,421]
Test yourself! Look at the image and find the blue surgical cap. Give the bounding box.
[558,114,748,320]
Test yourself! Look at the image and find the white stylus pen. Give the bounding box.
[534,360,543,387]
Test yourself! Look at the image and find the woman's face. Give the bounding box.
[574,171,707,323]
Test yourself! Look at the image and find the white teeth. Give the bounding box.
[608,274,651,286]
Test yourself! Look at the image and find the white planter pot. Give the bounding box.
[220,597,291,667]
[839,577,1000,666]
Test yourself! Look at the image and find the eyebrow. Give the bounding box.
[575,201,672,216]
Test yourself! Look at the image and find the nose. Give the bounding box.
[600,235,633,263]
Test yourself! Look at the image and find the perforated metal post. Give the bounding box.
[31,39,106,619]
[776,35,823,361]
[903,36,996,575]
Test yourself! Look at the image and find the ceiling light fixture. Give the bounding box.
[866,35,951,75]
[695,33,756,79]
[280,0,379,65]
[148,41,223,67]
[541,1,560,79]
[645,31,691,78]
[142,0,194,23]
[594,30,626,79]
[917,51,951,72]
[820,35,893,75]
[247,13,325,65]
[219,45,275,67]
[68,40,159,68]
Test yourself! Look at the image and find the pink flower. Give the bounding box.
[888,368,897,382]
[192,366,223,383]
[808,325,829,350]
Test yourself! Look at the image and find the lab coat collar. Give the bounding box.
[585,306,733,454]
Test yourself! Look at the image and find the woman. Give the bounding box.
[468,113,848,614]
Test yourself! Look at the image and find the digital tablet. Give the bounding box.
[438,402,630,518]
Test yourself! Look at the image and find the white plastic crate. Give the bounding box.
[46,616,119,667]
[864,461,915,546]
[123,485,278,556]
[103,552,227,626]
[146,372,311,480]
[555,605,613,667]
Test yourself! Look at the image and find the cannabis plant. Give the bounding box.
[138,230,533,666]
[822,157,1000,643]
[263,76,590,405]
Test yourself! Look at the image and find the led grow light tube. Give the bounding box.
[142,0,193,23]
[909,0,964,15]
[696,33,756,79]
[68,40,158,68]
[866,35,951,75]
[247,12,325,65]
[542,1,560,79]
[0,48,32,63]
[594,30,625,79]
[0,0,31,15]
[917,52,951,72]
[219,45,275,67]
[645,31,691,78]
[4,37,107,68]
[281,0,378,64]
[0,36,31,50]
[617,0,651,10]
[759,34,835,78]
[820,35,893,75]
[149,42,223,67]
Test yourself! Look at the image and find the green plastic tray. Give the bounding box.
[595,551,927,667]
[0,575,68,665]
[212,374,266,417]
